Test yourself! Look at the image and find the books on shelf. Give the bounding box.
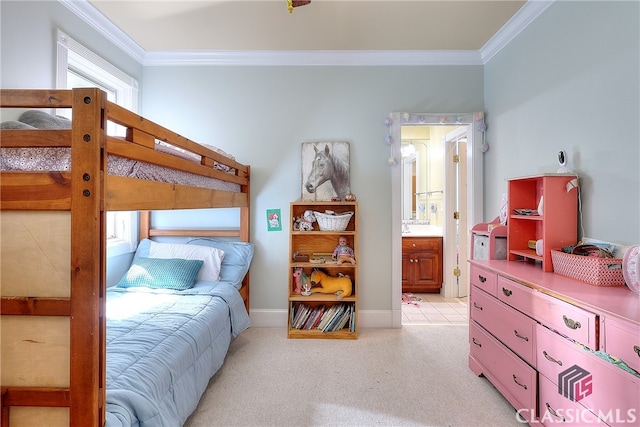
[290,302,354,332]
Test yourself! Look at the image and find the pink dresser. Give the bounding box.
[469,259,640,426]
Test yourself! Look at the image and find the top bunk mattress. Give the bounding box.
[0,110,241,193]
[0,148,241,193]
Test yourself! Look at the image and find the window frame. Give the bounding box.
[56,29,139,257]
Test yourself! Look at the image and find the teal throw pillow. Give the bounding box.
[117,257,204,290]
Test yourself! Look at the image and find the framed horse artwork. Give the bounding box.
[301,141,350,201]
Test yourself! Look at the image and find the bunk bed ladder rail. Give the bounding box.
[0,88,107,426]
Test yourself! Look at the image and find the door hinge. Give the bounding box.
[453,154,460,163]
[453,211,460,220]
[453,267,460,277]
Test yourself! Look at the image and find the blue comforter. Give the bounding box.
[105,281,250,427]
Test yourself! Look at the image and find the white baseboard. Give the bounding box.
[248,309,398,329]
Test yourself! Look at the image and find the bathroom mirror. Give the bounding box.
[401,152,417,220]
[401,125,431,221]
[401,125,472,225]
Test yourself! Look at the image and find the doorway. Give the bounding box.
[389,112,485,328]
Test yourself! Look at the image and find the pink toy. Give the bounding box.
[292,267,310,294]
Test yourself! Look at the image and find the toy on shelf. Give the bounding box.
[293,267,311,295]
[332,235,356,265]
[293,210,316,231]
[310,270,352,299]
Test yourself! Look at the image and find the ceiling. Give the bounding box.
[87,0,528,53]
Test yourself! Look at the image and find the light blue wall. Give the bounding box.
[484,1,639,245]
[141,66,484,311]
[0,1,142,90]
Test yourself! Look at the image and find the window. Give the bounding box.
[57,29,139,256]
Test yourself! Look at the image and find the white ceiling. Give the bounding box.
[87,0,527,52]
[65,0,554,65]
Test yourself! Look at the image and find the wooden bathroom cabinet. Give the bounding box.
[401,236,443,293]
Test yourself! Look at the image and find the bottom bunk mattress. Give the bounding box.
[105,281,250,427]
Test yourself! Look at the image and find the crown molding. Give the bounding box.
[143,50,483,67]
[58,0,146,64]
[480,0,555,63]
[60,0,551,67]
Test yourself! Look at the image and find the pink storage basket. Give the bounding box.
[551,249,624,287]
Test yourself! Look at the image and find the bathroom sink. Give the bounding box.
[402,224,443,236]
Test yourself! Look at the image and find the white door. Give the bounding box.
[444,127,469,298]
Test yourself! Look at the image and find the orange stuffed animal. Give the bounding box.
[309,270,352,300]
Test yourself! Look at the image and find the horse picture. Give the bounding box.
[301,141,350,201]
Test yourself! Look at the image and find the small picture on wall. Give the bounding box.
[301,141,350,201]
[266,209,282,231]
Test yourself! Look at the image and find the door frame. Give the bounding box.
[389,112,485,328]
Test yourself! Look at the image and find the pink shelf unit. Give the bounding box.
[507,174,578,272]
[471,216,507,260]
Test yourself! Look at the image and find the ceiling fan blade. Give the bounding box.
[288,0,311,13]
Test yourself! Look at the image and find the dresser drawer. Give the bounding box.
[469,264,497,296]
[538,373,602,426]
[402,237,440,252]
[470,321,537,418]
[603,316,640,374]
[497,276,597,349]
[470,286,536,366]
[536,324,640,427]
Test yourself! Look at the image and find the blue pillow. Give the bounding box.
[117,257,204,290]
[187,238,254,286]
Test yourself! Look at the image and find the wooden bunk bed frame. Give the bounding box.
[0,88,250,426]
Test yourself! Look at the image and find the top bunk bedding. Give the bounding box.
[1,109,240,192]
[0,88,250,211]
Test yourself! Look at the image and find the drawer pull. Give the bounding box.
[472,338,482,347]
[543,350,563,366]
[634,345,640,358]
[473,302,483,311]
[512,374,528,390]
[514,330,529,342]
[502,287,512,297]
[478,275,487,283]
[562,315,581,330]
[545,403,566,422]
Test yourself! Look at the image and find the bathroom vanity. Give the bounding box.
[401,235,443,293]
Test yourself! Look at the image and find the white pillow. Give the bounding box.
[148,241,224,282]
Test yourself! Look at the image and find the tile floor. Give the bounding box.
[401,293,468,325]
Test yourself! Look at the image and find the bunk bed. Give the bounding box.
[0,88,251,427]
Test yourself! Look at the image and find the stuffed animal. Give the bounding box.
[298,210,316,231]
[310,270,352,300]
[292,267,310,294]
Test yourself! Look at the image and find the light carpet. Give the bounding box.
[185,326,526,427]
